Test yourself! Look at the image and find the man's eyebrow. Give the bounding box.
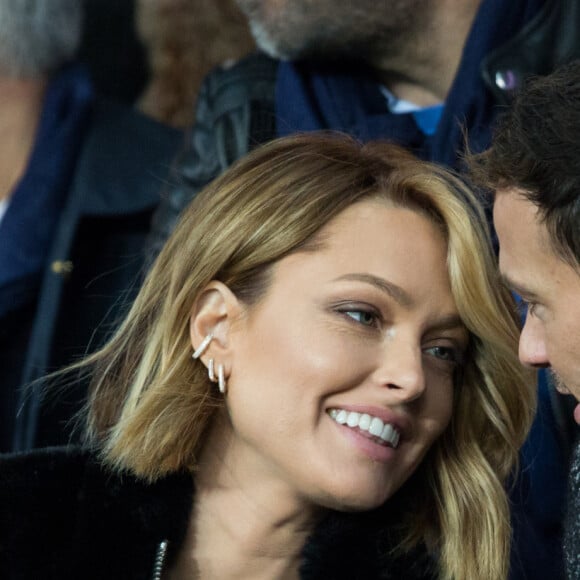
[499,273,540,300]
[334,273,413,307]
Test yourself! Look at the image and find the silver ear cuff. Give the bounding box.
[192,333,213,359]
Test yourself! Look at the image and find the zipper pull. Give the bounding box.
[152,539,169,580]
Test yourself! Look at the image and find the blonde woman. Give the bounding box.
[0,133,533,579]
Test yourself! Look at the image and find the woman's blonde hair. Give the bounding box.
[81,132,534,580]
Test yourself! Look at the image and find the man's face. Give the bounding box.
[235,0,428,61]
[493,189,580,424]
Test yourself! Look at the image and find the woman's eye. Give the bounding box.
[424,345,461,364]
[343,310,378,327]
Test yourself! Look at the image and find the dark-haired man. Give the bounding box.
[471,60,580,579]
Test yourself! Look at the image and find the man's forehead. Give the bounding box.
[494,189,552,251]
[493,190,547,290]
[494,187,536,215]
[494,188,580,297]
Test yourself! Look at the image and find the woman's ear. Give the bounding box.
[189,281,243,362]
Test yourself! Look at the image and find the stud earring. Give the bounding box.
[218,364,227,395]
[208,358,216,382]
[192,333,213,359]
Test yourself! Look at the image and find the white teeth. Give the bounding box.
[329,409,348,425]
[328,409,400,448]
[384,426,400,448]
[381,423,393,441]
[358,413,371,430]
[346,412,360,428]
[369,417,383,437]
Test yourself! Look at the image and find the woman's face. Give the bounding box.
[224,199,468,511]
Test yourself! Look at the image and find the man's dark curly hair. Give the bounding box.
[469,59,580,268]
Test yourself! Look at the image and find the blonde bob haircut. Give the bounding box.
[82,132,534,580]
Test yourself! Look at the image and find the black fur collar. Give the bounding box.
[0,447,435,579]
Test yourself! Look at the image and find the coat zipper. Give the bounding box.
[152,539,169,580]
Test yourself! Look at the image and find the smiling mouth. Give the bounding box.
[328,409,401,448]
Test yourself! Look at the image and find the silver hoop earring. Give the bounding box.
[192,333,213,359]
[218,364,227,395]
[208,358,216,382]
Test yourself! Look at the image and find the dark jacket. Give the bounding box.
[2,98,180,453]
[564,435,580,579]
[0,447,436,580]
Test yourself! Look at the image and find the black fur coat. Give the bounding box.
[0,447,435,579]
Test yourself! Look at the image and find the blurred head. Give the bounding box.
[235,0,433,62]
[469,61,580,421]
[0,0,83,78]
[83,132,532,579]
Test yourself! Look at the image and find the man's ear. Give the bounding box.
[189,281,243,362]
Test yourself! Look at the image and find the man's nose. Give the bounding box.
[519,313,550,368]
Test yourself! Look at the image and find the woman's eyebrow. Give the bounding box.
[333,273,414,307]
[427,314,467,336]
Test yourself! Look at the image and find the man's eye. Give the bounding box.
[344,310,378,327]
[515,295,538,318]
[526,302,538,316]
[518,300,539,323]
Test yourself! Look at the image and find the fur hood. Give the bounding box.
[0,447,435,579]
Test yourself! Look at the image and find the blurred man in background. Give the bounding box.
[0,0,180,452]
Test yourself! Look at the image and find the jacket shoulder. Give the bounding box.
[146,51,278,264]
[90,100,181,176]
[74,99,182,216]
[564,437,580,579]
[1,444,89,495]
[482,0,580,103]
[0,445,89,499]
[0,447,194,580]
[0,447,91,578]
[301,509,437,579]
[202,51,278,104]
[193,50,278,169]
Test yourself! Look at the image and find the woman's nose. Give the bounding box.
[376,339,426,402]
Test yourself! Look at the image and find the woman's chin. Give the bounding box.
[311,478,395,513]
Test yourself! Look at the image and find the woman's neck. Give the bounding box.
[168,414,321,579]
